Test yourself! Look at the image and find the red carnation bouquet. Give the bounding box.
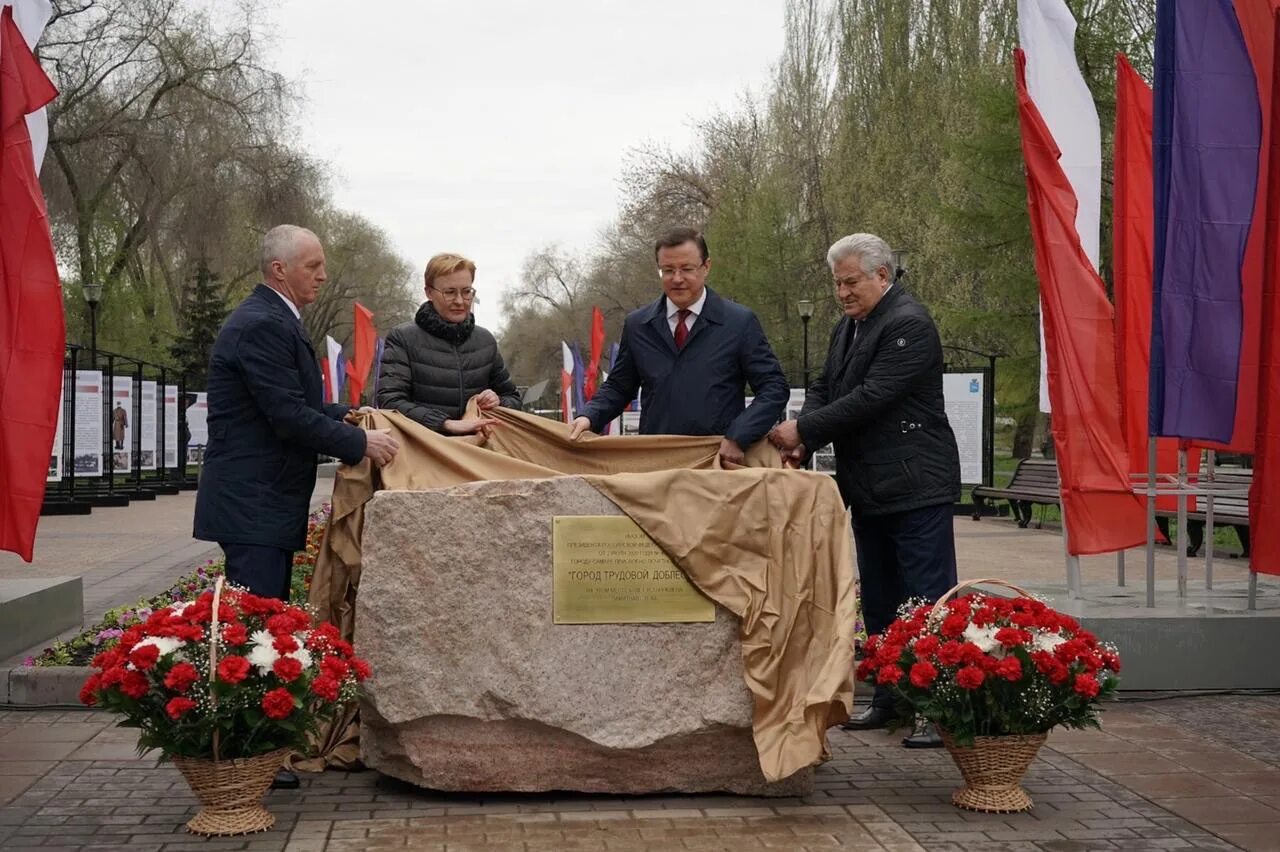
[81,583,370,760]
[857,581,1120,747]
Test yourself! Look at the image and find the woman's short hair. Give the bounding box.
[424,253,476,289]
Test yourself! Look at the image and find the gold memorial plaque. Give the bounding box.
[552,516,715,624]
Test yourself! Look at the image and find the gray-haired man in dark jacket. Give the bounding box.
[769,233,960,748]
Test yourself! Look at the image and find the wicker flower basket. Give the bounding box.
[172,576,286,836]
[940,730,1048,813]
[172,747,288,835]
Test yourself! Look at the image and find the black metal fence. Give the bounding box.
[42,345,203,516]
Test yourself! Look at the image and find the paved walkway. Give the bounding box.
[3,490,1279,849]
[1,694,1278,850]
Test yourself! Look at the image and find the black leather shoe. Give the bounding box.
[902,721,943,749]
[271,768,300,790]
[841,705,894,731]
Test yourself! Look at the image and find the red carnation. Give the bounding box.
[994,628,1031,648]
[941,613,968,638]
[164,662,200,693]
[876,665,904,685]
[92,650,121,671]
[955,666,985,690]
[79,673,102,706]
[165,696,197,720]
[914,635,941,657]
[937,641,965,666]
[222,623,248,646]
[216,656,251,685]
[305,621,342,651]
[1074,673,1101,698]
[118,626,144,652]
[959,642,986,665]
[310,675,341,701]
[272,634,299,655]
[334,639,355,657]
[273,656,304,683]
[855,659,876,682]
[995,656,1023,682]
[100,666,125,689]
[320,656,350,681]
[909,662,938,688]
[1102,651,1122,673]
[351,658,370,681]
[120,670,150,699]
[1048,663,1070,685]
[875,643,903,666]
[1031,651,1056,675]
[129,644,160,671]
[262,687,296,720]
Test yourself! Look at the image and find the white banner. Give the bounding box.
[943,372,986,485]
[164,385,179,468]
[73,370,103,476]
[110,376,133,472]
[186,392,208,464]
[140,381,158,470]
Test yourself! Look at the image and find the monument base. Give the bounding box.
[362,708,813,797]
[0,577,82,661]
[356,479,822,796]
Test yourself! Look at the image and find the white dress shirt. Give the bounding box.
[666,288,707,336]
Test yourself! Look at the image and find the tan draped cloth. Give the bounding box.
[301,406,855,783]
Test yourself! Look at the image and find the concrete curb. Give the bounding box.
[0,666,90,706]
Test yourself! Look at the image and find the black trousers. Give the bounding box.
[852,502,958,708]
[220,542,294,601]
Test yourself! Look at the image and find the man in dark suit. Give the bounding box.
[769,233,960,748]
[568,227,788,463]
[194,226,399,787]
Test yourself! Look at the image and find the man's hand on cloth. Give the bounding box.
[768,420,807,468]
[567,416,593,441]
[364,429,400,466]
[718,438,745,466]
[475,389,501,410]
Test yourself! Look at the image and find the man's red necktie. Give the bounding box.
[674,308,691,350]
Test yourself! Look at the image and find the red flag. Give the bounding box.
[347,302,376,405]
[1113,54,1187,513]
[1250,7,1280,576]
[585,306,605,400]
[0,8,62,562]
[1015,49,1145,555]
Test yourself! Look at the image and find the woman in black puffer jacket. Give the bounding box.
[376,253,521,434]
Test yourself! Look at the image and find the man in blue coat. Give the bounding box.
[568,228,788,464]
[195,225,399,602]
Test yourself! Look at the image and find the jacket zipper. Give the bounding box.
[455,343,464,414]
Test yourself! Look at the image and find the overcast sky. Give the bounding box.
[270,0,787,331]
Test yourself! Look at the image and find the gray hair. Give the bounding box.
[826,233,895,278]
[259,225,320,277]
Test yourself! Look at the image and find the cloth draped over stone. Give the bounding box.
[303,406,856,782]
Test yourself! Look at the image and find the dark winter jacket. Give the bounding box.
[797,286,960,516]
[194,285,366,551]
[375,302,520,431]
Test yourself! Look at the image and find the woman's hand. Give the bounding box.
[443,417,500,438]
[475,390,501,410]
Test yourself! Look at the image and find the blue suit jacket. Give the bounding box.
[194,285,366,551]
[582,288,789,447]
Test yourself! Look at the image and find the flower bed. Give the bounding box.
[24,505,330,668]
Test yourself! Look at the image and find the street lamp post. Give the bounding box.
[82,281,102,367]
[797,298,814,388]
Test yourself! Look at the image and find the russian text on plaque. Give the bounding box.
[552,516,715,624]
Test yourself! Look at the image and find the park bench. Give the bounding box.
[971,457,1252,556]
[971,458,1059,526]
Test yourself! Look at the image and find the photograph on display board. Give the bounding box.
[185,392,208,464]
[140,381,158,470]
[111,376,133,471]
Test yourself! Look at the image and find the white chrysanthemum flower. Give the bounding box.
[133,636,185,657]
[962,623,1000,654]
[1032,631,1066,653]
[247,629,280,674]
[288,647,314,670]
